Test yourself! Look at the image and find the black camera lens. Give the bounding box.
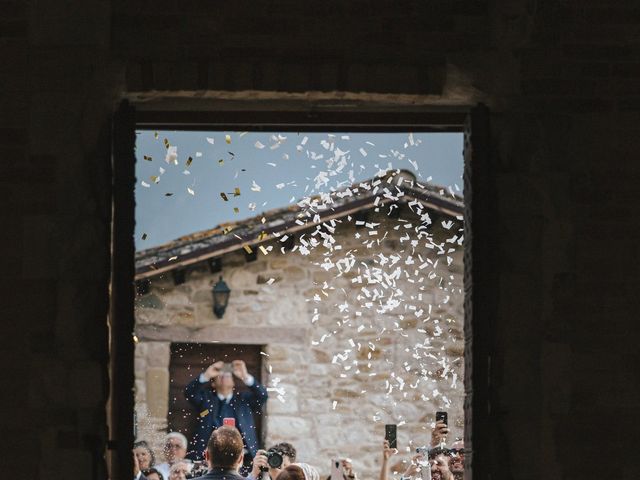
[267,450,284,469]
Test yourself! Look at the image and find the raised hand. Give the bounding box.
[430,421,449,447]
[232,360,250,383]
[203,361,225,381]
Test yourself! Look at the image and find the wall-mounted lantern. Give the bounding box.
[212,276,231,319]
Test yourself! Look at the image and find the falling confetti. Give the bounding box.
[225,134,231,144]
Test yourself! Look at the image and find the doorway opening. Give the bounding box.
[109,106,490,480]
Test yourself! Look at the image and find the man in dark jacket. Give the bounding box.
[194,425,246,480]
[184,359,268,462]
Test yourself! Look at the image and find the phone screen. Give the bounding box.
[223,417,236,427]
[385,424,397,449]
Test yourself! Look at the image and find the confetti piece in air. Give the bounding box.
[163,138,170,149]
[266,278,275,285]
[187,187,195,195]
[259,245,269,255]
[218,159,224,165]
[141,233,148,240]
[154,132,158,139]
[243,245,253,254]
[168,256,178,261]
[196,152,202,157]
[143,155,152,161]
[234,187,241,197]
[359,148,368,157]
[255,141,265,149]
[141,181,150,188]
[183,170,191,175]
[150,175,159,183]
[186,156,193,167]
[220,192,229,201]
[165,146,178,164]
[206,137,215,145]
[258,231,267,241]
[251,181,261,192]
[225,134,231,144]
[332,401,338,410]
[165,193,173,196]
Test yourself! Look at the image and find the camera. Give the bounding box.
[259,449,284,471]
[187,461,208,479]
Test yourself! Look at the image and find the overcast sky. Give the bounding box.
[135,131,463,250]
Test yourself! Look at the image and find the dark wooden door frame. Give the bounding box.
[109,100,491,480]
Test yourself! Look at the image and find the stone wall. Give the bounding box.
[135,212,464,477]
[5,0,640,479]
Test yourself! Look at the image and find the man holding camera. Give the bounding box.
[184,360,268,464]
[248,442,297,480]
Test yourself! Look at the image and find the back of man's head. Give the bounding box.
[207,426,244,469]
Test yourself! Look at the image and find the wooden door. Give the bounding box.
[168,343,266,448]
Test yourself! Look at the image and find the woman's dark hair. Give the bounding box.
[269,442,297,462]
[276,465,305,480]
[142,467,165,480]
[134,440,156,466]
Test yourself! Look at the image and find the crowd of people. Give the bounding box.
[133,360,464,480]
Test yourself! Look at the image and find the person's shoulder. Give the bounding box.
[197,472,245,480]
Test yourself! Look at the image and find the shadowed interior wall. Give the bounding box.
[2,1,640,479]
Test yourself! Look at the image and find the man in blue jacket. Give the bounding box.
[184,359,268,465]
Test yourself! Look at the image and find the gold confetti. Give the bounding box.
[259,245,269,255]
[234,187,241,197]
[143,155,152,161]
[225,134,231,144]
[186,156,193,167]
[150,175,159,183]
[154,132,158,139]
[258,231,267,241]
[218,159,224,165]
[142,233,148,240]
[220,192,229,201]
[222,225,233,234]
[163,138,170,149]
[243,245,253,254]
[233,207,239,213]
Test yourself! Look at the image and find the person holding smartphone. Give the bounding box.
[184,360,268,463]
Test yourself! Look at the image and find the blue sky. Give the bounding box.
[135,131,463,250]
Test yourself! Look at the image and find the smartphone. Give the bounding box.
[330,459,344,480]
[223,417,236,427]
[435,411,448,426]
[385,424,397,449]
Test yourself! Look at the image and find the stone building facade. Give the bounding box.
[134,186,464,478]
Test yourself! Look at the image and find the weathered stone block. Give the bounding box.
[146,368,169,418]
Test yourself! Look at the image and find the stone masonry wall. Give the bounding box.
[135,211,464,478]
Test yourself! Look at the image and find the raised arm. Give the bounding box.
[232,360,268,409]
[380,439,397,480]
[184,361,223,408]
